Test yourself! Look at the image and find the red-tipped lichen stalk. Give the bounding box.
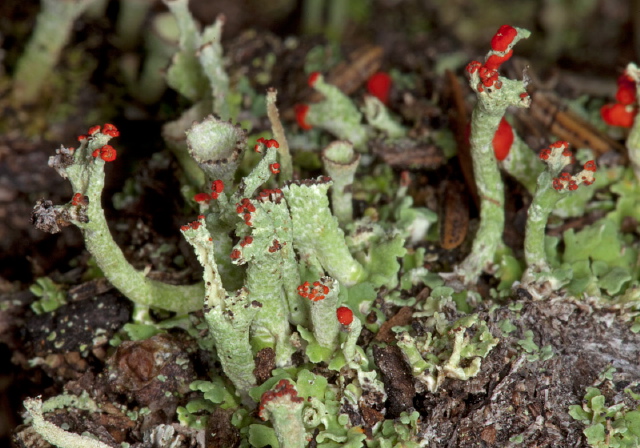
[228,189,302,365]
[524,141,596,279]
[338,306,364,370]
[603,64,640,182]
[298,277,340,349]
[456,25,531,284]
[40,124,204,314]
[336,306,353,326]
[180,217,260,403]
[258,380,307,448]
[601,66,638,129]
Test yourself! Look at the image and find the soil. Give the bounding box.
[1,1,639,447]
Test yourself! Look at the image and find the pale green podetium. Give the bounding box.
[304,73,368,149]
[230,196,298,366]
[456,26,532,285]
[44,129,203,314]
[259,380,307,448]
[321,140,361,226]
[307,276,341,350]
[181,220,260,404]
[122,12,179,104]
[498,129,543,194]
[362,94,407,138]
[12,0,94,106]
[186,117,248,290]
[266,88,294,182]
[24,396,112,448]
[521,141,596,295]
[282,177,366,286]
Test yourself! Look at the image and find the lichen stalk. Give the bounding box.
[133,12,179,104]
[64,128,203,314]
[498,130,542,194]
[230,146,278,203]
[523,142,596,277]
[321,140,360,226]
[186,117,246,188]
[457,108,506,282]
[341,312,363,366]
[362,95,406,138]
[114,0,156,50]
[181,221,259,402]
[243,193,307,327]
[282,177,366,286]
[11,0,94,105]
[304,73,368,149]
[523,172,559,273]
[629,114,640,181]
[304,277,340,349]
[266,89,294,181]
[162,0,208,101]
[456,25,532,284]
[233,198,296,366]
[24,397,112,448]
[198,15,230,120]
[259,380,307,448]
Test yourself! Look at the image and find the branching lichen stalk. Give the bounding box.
[523,142,596,277]
[182,221,259,402]
[456,26,531,284]
[236,199,296,366]
[65,130,204,314]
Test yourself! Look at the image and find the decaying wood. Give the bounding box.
[444,69,479,209]
[282,44,383,121]
[370,138,444,169]
[314,45,384,100]
[509,60,626,158]
[374,306,414,343]
[439,180,469,250]
[527,90,627,158]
